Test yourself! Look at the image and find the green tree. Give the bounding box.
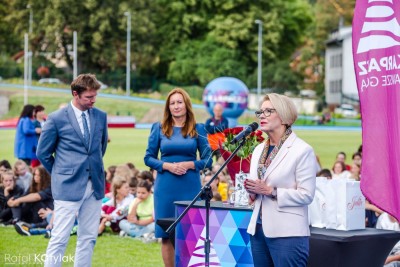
[0,0,20,54]
[167,38,247,85]
[247,59,302,94]
[4,0,159,74]
[2,0,314,90]
[156,0,313,87]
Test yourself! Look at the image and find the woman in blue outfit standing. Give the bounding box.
[144,87,213,267]
[14,105,41,166]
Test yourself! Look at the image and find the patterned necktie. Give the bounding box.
[82,112,90,147]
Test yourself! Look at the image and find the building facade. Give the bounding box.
[325,26,359,107]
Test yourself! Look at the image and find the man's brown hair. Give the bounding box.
[71,74,101,95]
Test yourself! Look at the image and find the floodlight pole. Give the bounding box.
[27,5,33,92]
[73,31,78,79]
[24,34,29,105]
[255,20,263,104]
[124,11,131,96]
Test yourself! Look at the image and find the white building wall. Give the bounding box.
[325,27,359,106]
[325,47,343,104]
[342,36,359,100]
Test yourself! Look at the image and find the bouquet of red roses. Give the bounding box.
[219,127,264,184]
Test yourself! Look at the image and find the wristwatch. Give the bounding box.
[270,187,277,199]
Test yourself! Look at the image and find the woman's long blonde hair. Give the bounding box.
[161,87,197,138]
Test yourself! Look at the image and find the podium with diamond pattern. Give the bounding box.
[175,201,253,267]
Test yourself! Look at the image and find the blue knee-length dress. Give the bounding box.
[144,122,213,238]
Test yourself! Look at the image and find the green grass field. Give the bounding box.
[0,226,162,266]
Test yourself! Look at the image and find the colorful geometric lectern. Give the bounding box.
[175,201,253,267]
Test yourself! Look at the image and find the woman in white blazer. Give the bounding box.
[244,93,317,267]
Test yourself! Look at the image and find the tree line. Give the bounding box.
[0,0,355,94]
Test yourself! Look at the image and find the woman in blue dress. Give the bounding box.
[144,87,213,267]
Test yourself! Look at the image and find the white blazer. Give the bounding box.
[247,132,317,238]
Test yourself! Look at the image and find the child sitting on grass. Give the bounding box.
[0,170,24,224]
[119,180,155,238]
[15,208,54,237]
[98,176,134,235]
[10,166,53,229]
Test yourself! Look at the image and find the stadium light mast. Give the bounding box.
[255,19,263,105]
[124,11,131,96]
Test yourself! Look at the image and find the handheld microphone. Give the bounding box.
[229,122,259,144]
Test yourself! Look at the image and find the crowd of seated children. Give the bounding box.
[119,180,155,238]
[103,164,133,203]
[99,176,134,235]
[10,166,53,236]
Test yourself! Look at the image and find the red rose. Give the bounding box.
[257,136,265,143]
[255,130,263,136]
[231,127,244,135]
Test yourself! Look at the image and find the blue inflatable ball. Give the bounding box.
[203,77,249,119]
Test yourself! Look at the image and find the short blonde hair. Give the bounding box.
[13,160,29,175]
[263,93,298,126]
[114,164,133,181]
[0,170,15,187]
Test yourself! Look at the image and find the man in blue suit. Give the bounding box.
[37,74,108,267]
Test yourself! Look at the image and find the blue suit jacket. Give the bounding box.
[36,104,108,201]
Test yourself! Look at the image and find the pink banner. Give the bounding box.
[352,0,400,221]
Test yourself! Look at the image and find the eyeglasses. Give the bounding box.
[255,108,276,118]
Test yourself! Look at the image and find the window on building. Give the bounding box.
[329,79,342,93]
[330,54,342,68]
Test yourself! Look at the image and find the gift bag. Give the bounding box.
[233,172,249,207]
[309,177,329,228]
[324,179,338,229]
[334,179,365,230]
